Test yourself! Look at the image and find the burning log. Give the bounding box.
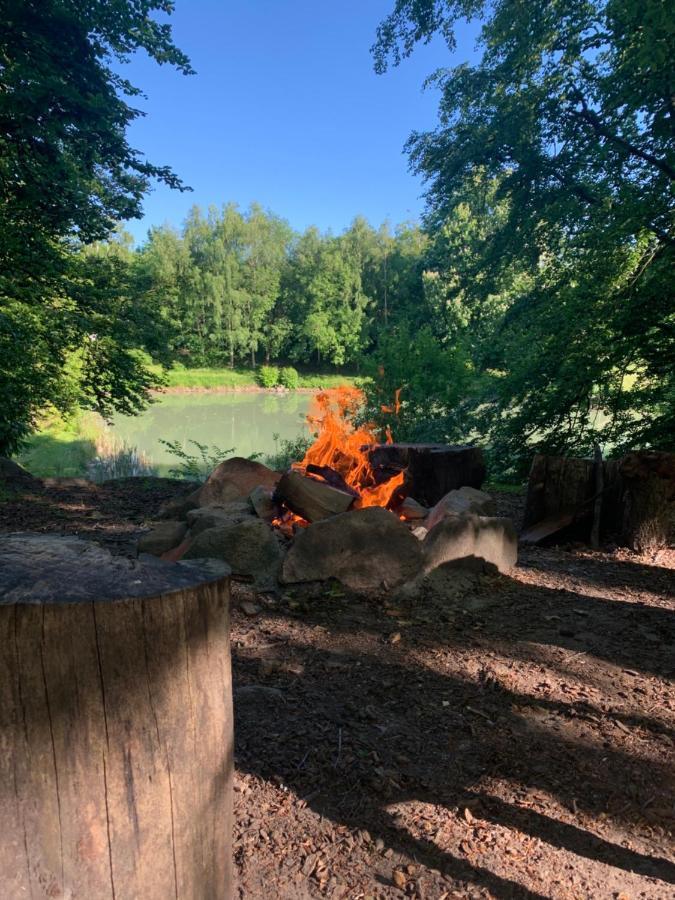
[369,444,486,507]
[306,463,359,498]
[275,470,355,522]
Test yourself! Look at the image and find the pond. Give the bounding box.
[112,391,315,476]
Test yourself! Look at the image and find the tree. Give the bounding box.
[0,0,191,454]
[374,0,675,471]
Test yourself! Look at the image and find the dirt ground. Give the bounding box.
[1,478,674,899]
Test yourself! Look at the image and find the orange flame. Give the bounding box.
[293,386,405,509]
[381,387,402,416]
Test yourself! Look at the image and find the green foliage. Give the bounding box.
[374,0,675,475]
[362,323,472,442]
[264,433,312,472]
[158,439,235,482]
[0,1,191,455]
[278,366,300,390]
[257,365,280,388]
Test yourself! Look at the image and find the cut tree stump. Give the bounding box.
[275,470,354,522]
[523,450,674,551]
[0,534,233,900]
[368,444,486,507]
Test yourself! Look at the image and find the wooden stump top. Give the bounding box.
[0,532,231,604]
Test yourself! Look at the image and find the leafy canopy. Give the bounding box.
[0,0,191,454]
[373,0,674,469]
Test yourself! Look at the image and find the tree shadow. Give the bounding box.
[232,575,675,897]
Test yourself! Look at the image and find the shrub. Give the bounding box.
[264,432,312,471]
[257,365,279,388]
[278,366,300,390]
[158,439,234,482]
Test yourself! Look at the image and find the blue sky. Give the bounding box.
[122,1,480,243]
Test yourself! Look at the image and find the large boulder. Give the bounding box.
[186,502,253,537]
[423,514,517,575]
[425,486,496,532]
[182,517,282,588]
[197,458,280,508]
[157,486,201,520]
[281,506,423,593]
[137,520,188,557]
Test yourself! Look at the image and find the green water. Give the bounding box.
[112,392,314,475]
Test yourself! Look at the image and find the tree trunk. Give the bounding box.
[0,534,233,900]
[523,450,674,551]
[613,451,675,552]
[368,443,486,507]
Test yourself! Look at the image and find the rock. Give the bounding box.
[0,458,40,491]
[425,486,496,532]
[249,485,277,521]
[423,514,517,575]
[157,486,201,520]
[137,520,188,557]
[411,526,428,541]
[186,502,253,537]
[182,517,282,588]
[399,497,428,520]
[281,506,423,593]
[198,457,280,507]
[240,600,262,616]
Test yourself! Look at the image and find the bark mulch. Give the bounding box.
[1,479,673,899]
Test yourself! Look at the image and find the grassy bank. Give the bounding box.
[16,411,103,478]
[160,365,357,391]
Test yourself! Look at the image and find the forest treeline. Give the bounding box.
[115,205,426,370]
[2,0,672,477]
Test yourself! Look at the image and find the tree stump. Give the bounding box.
[523,450,674,551]
[0,534,233,900]
[368,444,486,507]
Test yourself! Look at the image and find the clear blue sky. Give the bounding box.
[122,1,480,244]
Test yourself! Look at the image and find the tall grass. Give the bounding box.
[87,428,156,482]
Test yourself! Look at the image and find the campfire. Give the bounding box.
[273,387,406,531]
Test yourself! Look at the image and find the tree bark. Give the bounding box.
[368,443,486,507]
[523,450,674,551]
[0,534,233,900]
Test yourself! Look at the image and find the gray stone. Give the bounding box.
[183,517,282,588]
[425,486,496,532]
[249,485,277,520]
[281,506,423,593]
[400,497,428,520]
[411,525,428,541]
[198,457,280,507]
[137,520,188,557]
[157,486,201,520]
[423,514,517,575]
[186,502,253,537]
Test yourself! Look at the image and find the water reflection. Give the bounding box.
[112,392,313,475]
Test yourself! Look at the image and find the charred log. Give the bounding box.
[368,443,486,507]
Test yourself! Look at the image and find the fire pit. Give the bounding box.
[141,388,515,594]
[273,387,485,531]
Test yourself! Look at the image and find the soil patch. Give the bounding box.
[1,481,673,898]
